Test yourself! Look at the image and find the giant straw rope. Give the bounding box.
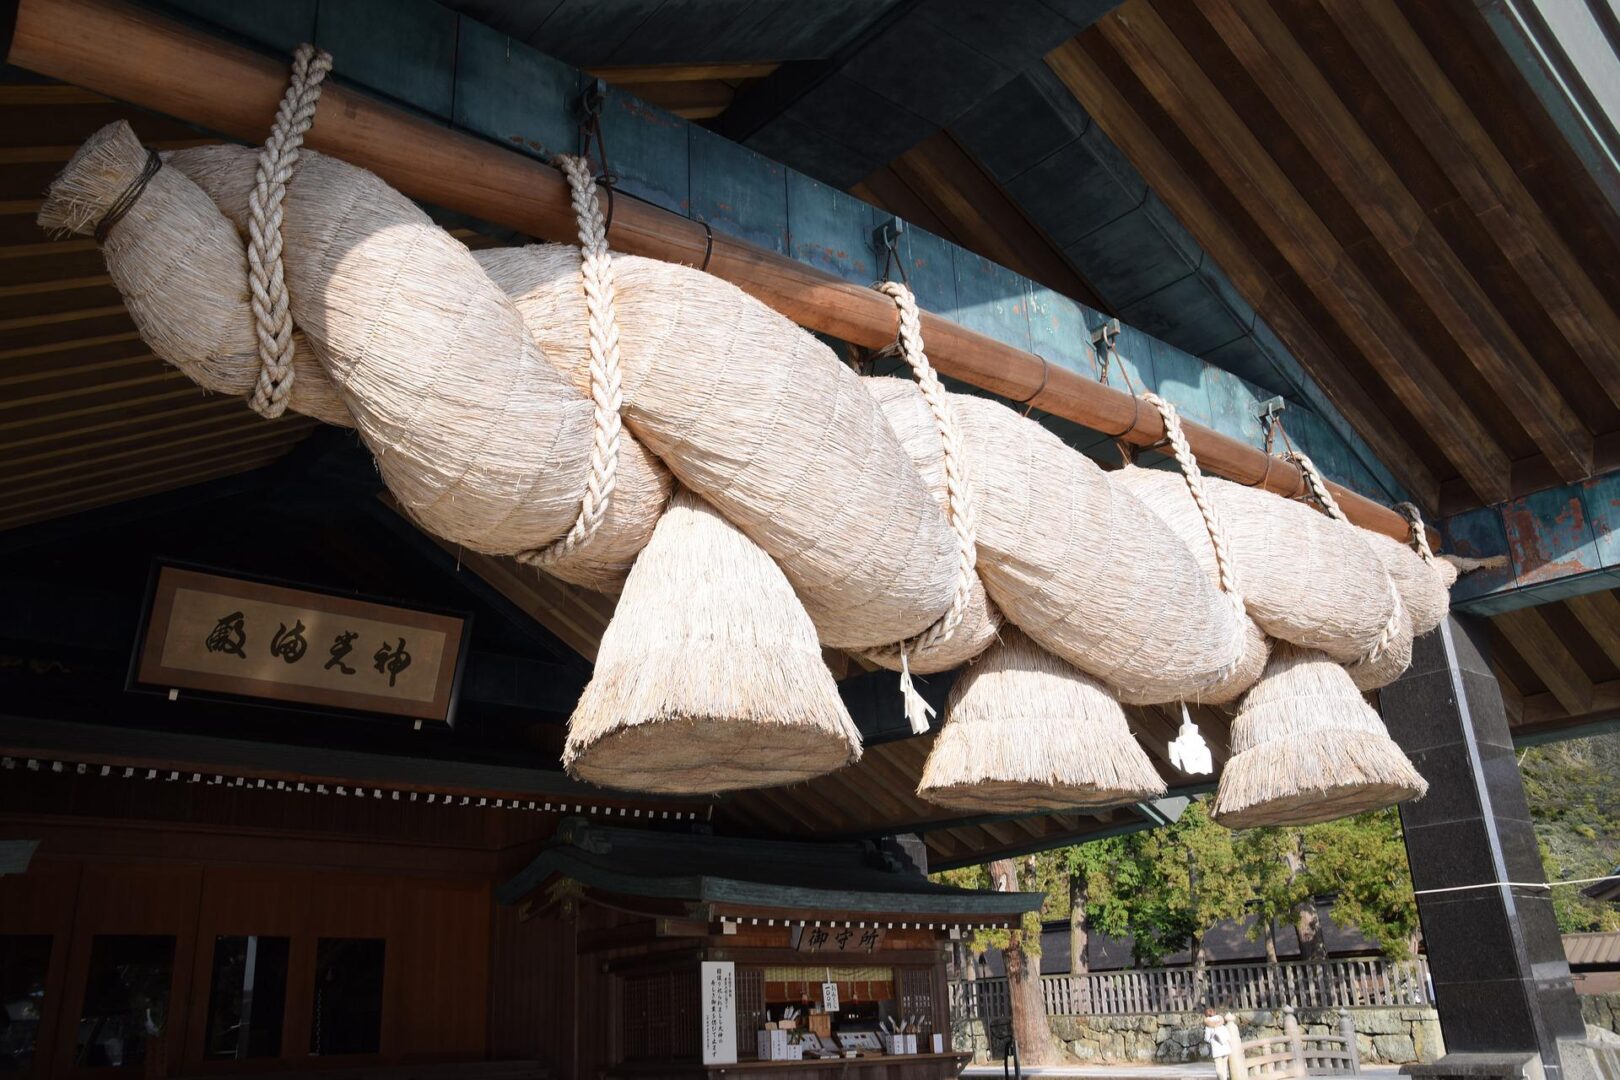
[36,38,1457,822]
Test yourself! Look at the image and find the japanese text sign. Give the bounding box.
[700,961,737,1065]
[134,565,468,724]
[795,925,885,953]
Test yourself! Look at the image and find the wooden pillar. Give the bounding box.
[1338,1009,1360,1075]
[1379,614,1588,1080]
[1225,1014,1248,1080]
[1283,1004,1308,1076]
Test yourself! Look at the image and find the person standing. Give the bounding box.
[1204,1005,1233,1079]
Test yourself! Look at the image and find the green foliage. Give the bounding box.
[937,799,1418,964]
[1520,732,1620,934]
[934,733,1620,964]
[1228,810,1420,960]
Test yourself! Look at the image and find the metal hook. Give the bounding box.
[872,216,909,287]
[1090,320,1142,439]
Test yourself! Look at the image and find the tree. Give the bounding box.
[1133,801,1249,994]
[990,857,1061,1066]
[935,858,1061,1065]
[1235,809,1420,962]
[1299,811,1420,960]
[1236,828,1323,961]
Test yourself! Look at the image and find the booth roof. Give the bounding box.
[495,817,1044,918]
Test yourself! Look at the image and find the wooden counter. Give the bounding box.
[605,1051,970,1078]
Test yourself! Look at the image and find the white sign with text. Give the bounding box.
[700,961,737,1065]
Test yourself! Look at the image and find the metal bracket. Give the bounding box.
[1089,317,1121,352]
[872,215,905,256]
[578,77,608,123]
[1254,395,1286,427]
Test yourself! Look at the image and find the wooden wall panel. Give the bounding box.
[391,880,492,1058]
[48,862,205,1076]
[5,855,505,1077]
[489,908,575,1074]
[0,861,82,1078]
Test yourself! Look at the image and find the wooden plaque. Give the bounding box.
[133,565,470,725]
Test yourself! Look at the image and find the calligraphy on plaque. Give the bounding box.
[133,565,469,725]
[796,925,885,953]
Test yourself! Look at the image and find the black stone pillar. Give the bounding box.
[1380,614,1587,1080]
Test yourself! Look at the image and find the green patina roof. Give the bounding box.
[496,818,1043,918]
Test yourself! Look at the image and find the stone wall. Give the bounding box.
[953,1006,1445,1066]
[1585,993,1620,1035]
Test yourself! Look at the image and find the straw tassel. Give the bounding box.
[917,626,1165,813]
[564,488,861,794]
[1213,642,1427,828]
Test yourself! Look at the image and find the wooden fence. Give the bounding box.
[951,957,1431,1019]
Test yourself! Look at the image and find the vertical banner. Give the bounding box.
[700,960,737,1065]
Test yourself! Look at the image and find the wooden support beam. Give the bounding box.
[406,518,616,663]
[0,273,110,298]
[2,439,294,506]
[588,63,780,85]
[1,0,1429,543]
[610,80,735,120]
[1492,606,1595,716]
[810,761,920,832]
[1564,591,1620,671]
[1078,12,1513,503]
[1044,40,1442,510]
[0,394,233,452]
[745,783,844,835]
[1193,0,1591,482]
[1318,0,1620,417]
[6,419,305,487]
[0,453,284,530]
[1516,677,1620,732]
[1494,663,1526,728]
[0,328,141,361]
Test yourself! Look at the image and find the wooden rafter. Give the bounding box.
[1565,591,1620,672]
[1190,0,1591,481]
[1044,40,1443,509]
[1319,0,1620,416]
[1068,13,1516,503]
[1492,607,1594,716]
[1516,678,1620,733]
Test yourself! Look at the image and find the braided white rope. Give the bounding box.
[1395,501,1436,564]
[517,155,625,568]
[1285,449,1347,523]
[1289,450,1401,665]
[1139,392,1249,679]
[860,282,979,668]
[247,43,332,419]
[1141,393,1242,604]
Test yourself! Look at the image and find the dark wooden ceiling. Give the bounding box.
[1053,0,1620,514]
[1,84,315,531]
[578,0,1620,518]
